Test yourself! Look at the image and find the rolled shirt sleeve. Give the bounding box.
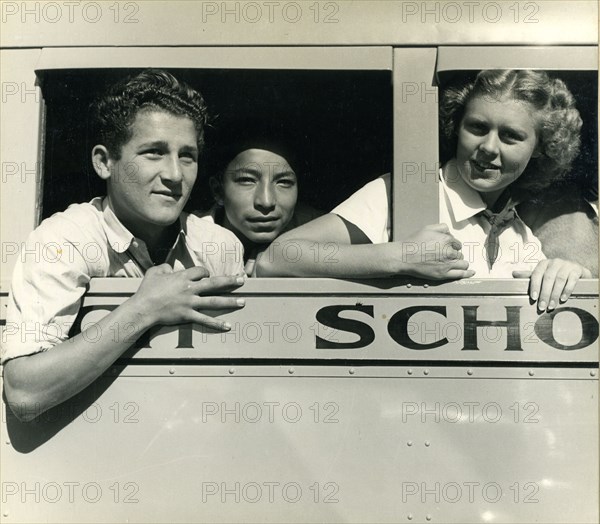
[331,174,391,244]
[2,216,95,363]
[1,200,245,364]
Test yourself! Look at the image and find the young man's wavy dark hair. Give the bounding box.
[90,69,209,159]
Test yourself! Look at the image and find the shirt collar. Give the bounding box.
[102,197,135,253]
[441,160,487,223]
[101,197,188,254]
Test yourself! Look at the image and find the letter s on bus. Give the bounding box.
[315,305,375,349]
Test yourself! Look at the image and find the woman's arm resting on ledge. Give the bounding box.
[255,214,475,280]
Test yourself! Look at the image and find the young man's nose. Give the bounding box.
[254,183,276,212]
[160,155,184,183]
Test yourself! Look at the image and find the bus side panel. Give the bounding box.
[0,49,43,292]
[1,1,597,47]
[1,369,597,523]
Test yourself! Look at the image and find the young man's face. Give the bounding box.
[221,149,298,245]
[105,109,199,237]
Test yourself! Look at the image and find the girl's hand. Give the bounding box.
[513,259,592,310]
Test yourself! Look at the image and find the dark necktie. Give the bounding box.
[479,190,519,267]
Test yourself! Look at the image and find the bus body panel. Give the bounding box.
[1,1,597,47]
[2,368,597,523]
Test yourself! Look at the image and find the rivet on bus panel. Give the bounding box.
[407,515,413,521]
[426,515,432,521]
[467,369,473,376]
[288,368,295,374]
[169,368,175,375]
[406,283,412,288]
[528,370,535,376]
[349,368,355,375]
[423,283,429,288]
[228,368,235,375]
[425,441,431,447]
[423,369,430,376]
[591,370,597,377]
[407,441,413,447]
[407,369,413,375]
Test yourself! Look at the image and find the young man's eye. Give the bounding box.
[235,176,257,185]
[142,149,163,157]
[277,178,296,188]
[179,152,197,163]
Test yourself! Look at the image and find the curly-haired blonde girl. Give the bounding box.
[440,69,582,198]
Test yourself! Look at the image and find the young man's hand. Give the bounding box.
[129,265,245,331]
[392,224,476,280]
[513,259,592,311]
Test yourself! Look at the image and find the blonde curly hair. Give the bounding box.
[440,69,582,195]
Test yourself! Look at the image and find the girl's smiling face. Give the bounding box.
[456,94,540,203]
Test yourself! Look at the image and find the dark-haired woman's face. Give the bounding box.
[221,149,298,245]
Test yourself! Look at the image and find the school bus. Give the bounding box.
[0,1,598,522]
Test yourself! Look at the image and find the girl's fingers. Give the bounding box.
[527,260,547,304]
[511,270,532,279]
[546,271,569,310]
[537,267,559,311]
[445,269,476,280]
[450,259,470,270]
[559,269,583,304]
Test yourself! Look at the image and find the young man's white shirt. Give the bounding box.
[2,197,244,363]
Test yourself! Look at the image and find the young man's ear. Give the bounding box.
[92,145,112,180]
[209,176,224,206]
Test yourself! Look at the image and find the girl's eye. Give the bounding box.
[500,130,525,143]
[465,122,487,135]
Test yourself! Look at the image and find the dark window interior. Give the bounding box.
[39,68,393,219]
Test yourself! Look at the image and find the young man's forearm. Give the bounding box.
[3,297,154,422]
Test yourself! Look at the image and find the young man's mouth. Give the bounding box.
[152,190,182,200]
